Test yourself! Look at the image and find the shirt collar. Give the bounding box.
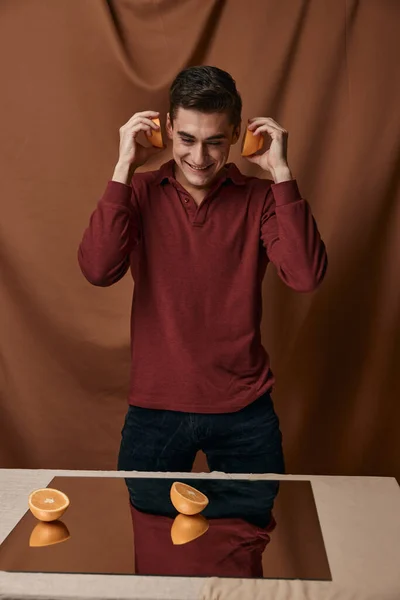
[154,159,247,187]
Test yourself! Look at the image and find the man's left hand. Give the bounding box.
[245,117,292,182]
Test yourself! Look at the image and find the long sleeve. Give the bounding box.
[261,179,327,292]
[78,180,141,286]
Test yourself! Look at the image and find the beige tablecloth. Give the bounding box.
[1,470,399,600]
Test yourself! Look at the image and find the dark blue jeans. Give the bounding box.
[117,392,285,474]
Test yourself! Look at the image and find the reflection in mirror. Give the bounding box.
[29,520,71,548]
[125,478,280,576]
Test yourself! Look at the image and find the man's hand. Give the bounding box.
[245,117,292,183]
[112,111,166,184]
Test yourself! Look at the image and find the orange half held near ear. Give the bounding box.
[241,128,263,156]
[147,117,164,148]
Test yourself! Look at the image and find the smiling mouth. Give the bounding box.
[185,161,213,172]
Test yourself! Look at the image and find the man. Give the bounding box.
[78,66,327,475]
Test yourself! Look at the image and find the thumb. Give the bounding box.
[244,154,261,165]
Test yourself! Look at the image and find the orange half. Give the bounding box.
[170,481,209,515]
[29,520,71,547]
[171,513,209,545]
[241,128,263,156]
[28,488,70,522]
[147,117,164,148]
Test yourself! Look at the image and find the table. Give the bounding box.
[1,469,400,600]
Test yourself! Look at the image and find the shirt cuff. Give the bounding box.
[102,180,132,205]
[271,179,302,207]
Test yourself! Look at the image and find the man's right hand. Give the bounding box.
[112,111,165,184]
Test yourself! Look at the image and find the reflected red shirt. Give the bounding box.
[130,504,276,577]
[78,160,327,412]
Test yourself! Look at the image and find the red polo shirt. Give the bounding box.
[78,160,327,413]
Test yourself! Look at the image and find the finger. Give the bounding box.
[252,126,276,137]
[126,111,159,125]
[244,154,261,165]
[131,123,154,137]
[248,120,278,132]
[247,117,270,129]
[247,120,262,131]
[248,118,285,132]
[140,117,160,130]
[248,116,281,125]
[253,124,286,138]
[123,114,159,132]
[130,119,160,135]
[247,122,274,135]
[131,116,160,130]
[265,117,284,129]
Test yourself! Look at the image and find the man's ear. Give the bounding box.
[166,113,173,140]
[231,124,241,145]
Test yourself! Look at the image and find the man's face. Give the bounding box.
[166,108,240,190]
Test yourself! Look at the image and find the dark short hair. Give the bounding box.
[169,66,242,128]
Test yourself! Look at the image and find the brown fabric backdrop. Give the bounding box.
[0,0,399,478]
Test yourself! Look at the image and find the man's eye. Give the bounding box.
[181,138,193,144]
[208,141,222,146]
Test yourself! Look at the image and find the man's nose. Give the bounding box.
[191,144,207,165]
